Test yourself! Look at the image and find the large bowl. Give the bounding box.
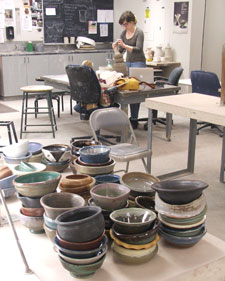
[19,209,44,233]
[121,172,159,197]
[110,208,157,234]
[3,152,32,164]
[79,145,110,164]
[90,183,130,211]
[2,140,29,158]
[13,171,61,198]
[17,193,42,208]
[71,139,100,156]
[42,144,71,162]
[55,206,105,243]
[40,192,86,220]
[151,180,208,205]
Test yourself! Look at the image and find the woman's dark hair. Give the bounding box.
[119,11,136,25]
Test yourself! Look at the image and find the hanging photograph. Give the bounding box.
[173,1,189,34]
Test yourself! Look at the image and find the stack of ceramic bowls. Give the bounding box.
[13,171,61,233]
[59,174,96,202]
[152,180,208,247]
[40,192,85,243]
[54,206,107,279]
[121,172,159,207]
[41,144,71,172]
[109,208,159,264]
[28,142,43,163]
[70,139,100,161]
[71,145,115,176]
[89,183,130,232]
[0,166,17,198]
[2,140,32,164]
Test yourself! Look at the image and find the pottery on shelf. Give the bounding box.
[42,144,71,162]
[2,140,29,158]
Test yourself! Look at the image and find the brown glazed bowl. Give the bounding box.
[56,230,105,251]
[21,206,44,217]
[60,174,93,188]
[58,177,96,194]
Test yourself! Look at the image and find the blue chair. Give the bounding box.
[191,70,222,135]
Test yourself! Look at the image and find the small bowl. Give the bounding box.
[135,196,156,212]
[151,180,208,205]
[13,162,46,175]
[17,193,42,208]
[90,183,130,211]
[41,157,70,172]
[95,174,120,184]
[161,223,205,238]
[3,152,32,164]
[110,208,157,234]
[19,209,44,233]
[59,177,96,194]
[28,142,43,155]
[40,192,86,220]
[42,144,71,162]
[21,206,44,217]
[60,174,92,188]
[2,140,29,158]
[0,174,17,189]
[43,212,57,230]
[79,145,110,164]
[71,139,100,156]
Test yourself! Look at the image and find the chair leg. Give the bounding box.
[141,158,148,172]
[125,162,130,173]
[34,99,38,118]
[70,96,73,115]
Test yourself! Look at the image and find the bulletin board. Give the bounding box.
[43,0,114,44]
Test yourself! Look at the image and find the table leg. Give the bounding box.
[220,127,225,182]
[187,118,197,173]
[147,108,153,173]
[166,113,172,141]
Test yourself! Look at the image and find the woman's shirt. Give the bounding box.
[119,27,146,63]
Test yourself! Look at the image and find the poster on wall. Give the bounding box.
[173,1,189,34]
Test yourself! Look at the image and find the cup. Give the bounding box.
[27,41,33,52]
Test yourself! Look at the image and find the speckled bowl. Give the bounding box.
[42,144,71,162]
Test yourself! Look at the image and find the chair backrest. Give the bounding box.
[89,107,137,144]
[168,67,184,86]
[190,70,220,97]
[65,64,101,103]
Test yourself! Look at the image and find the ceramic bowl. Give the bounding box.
[60,174,92,188]
[43,212,57,230]
[54,235,108,259]
[2,140,29,158]
[13,162,46,175]
[43,223,56,243]
[112,218,161,245]
[19,209,44,233]
[121,172,159,197]
[111,242,158,264]
[13,171,61,198]
[55,206,105,243]
[42,144,71,162]
[90,183,130,211]
[58,254,106,278]
[72,158,115,176]
[95,174,120,184]
[21,206,44,217]
[40,192,86,220]
[77,157,113,167]
[0,166,13,180]
[41,157,70,172]
[56,230,105,251]
[160,223,205,238]
[28,152,43,163]
[3,152,32,164]
[2,187,16,198]
[59,178,96,194]
[151,180,208,205]
[88,198,129,214]
[110,208,157,234]
[71,139,100,157]
[0,174,17,189]
[28,142,43,155]
[17,193,42,208]
[135,196,156,212]
[79,145,110,164]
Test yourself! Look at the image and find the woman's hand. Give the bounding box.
[112,40,118,49]
[117,39,126,49]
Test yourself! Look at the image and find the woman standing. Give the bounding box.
[112,11,146,129]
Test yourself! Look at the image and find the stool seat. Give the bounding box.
[20,85,53,93]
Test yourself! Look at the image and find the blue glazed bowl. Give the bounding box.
[95,174,120,184]
[0,174,17,189]
[79,145,110,164]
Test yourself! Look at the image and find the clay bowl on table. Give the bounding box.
[60,174,93,188]
[112,218,161,245]
[70,139,100,157]
[3,152,32,164]
[79,145,110,164]
[151,180,208,205]
[19,209,44,234]
[135,196,156,212]
[55,206,105,243]
[121,172,159,197]
[2,140,29,158]
[42,144,71,162]
[43,223,56,243]
[110,208,157,234]
[40,192,85,220]
[17,193,42,208]
[95,174,120,184]
[58,177,96,194]
[13,162,46,176]
[21,206,44,217]
[41,157,70,173]
[0,174,17,189]
[90,183,130,211]
[13,171,61,198]
[56,230,105,251]
[28,142,43,155]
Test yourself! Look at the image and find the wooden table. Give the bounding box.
[146,62,181,78]
[145,93,225,182]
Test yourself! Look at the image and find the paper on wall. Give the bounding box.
[97,9,113,23]
[100,23,108,37]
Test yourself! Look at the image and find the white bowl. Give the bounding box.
[2,140,29,158]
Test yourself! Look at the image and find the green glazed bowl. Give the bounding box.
[13,171,61,198]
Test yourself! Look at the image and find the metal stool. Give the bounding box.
[20,85,57,138]
[0,121,18,144]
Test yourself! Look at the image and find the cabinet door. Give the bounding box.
[48,54,73,75]
[26,55,49,84]
[2,56,27,96]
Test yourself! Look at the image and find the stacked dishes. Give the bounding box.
[152,180,208,247]
[40,192,85,243]
[55,206,107,278]
[14,171,61,233]
[89,183,130,232]
[0,166,17,198]
[28,142,43,163]
[71,145,115,176]
[41,144,71,172]
[70,139,100,161]
[2,140,32,164]
[59,174,96,202]
[110,208,159,264]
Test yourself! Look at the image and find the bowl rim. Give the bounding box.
[3,151,32,160]
[42,144,71,151]
[13,171,61,185]
[79,145,110,156]
[90,183,130,199]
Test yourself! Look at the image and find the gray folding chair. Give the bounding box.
[89,108,152,173]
